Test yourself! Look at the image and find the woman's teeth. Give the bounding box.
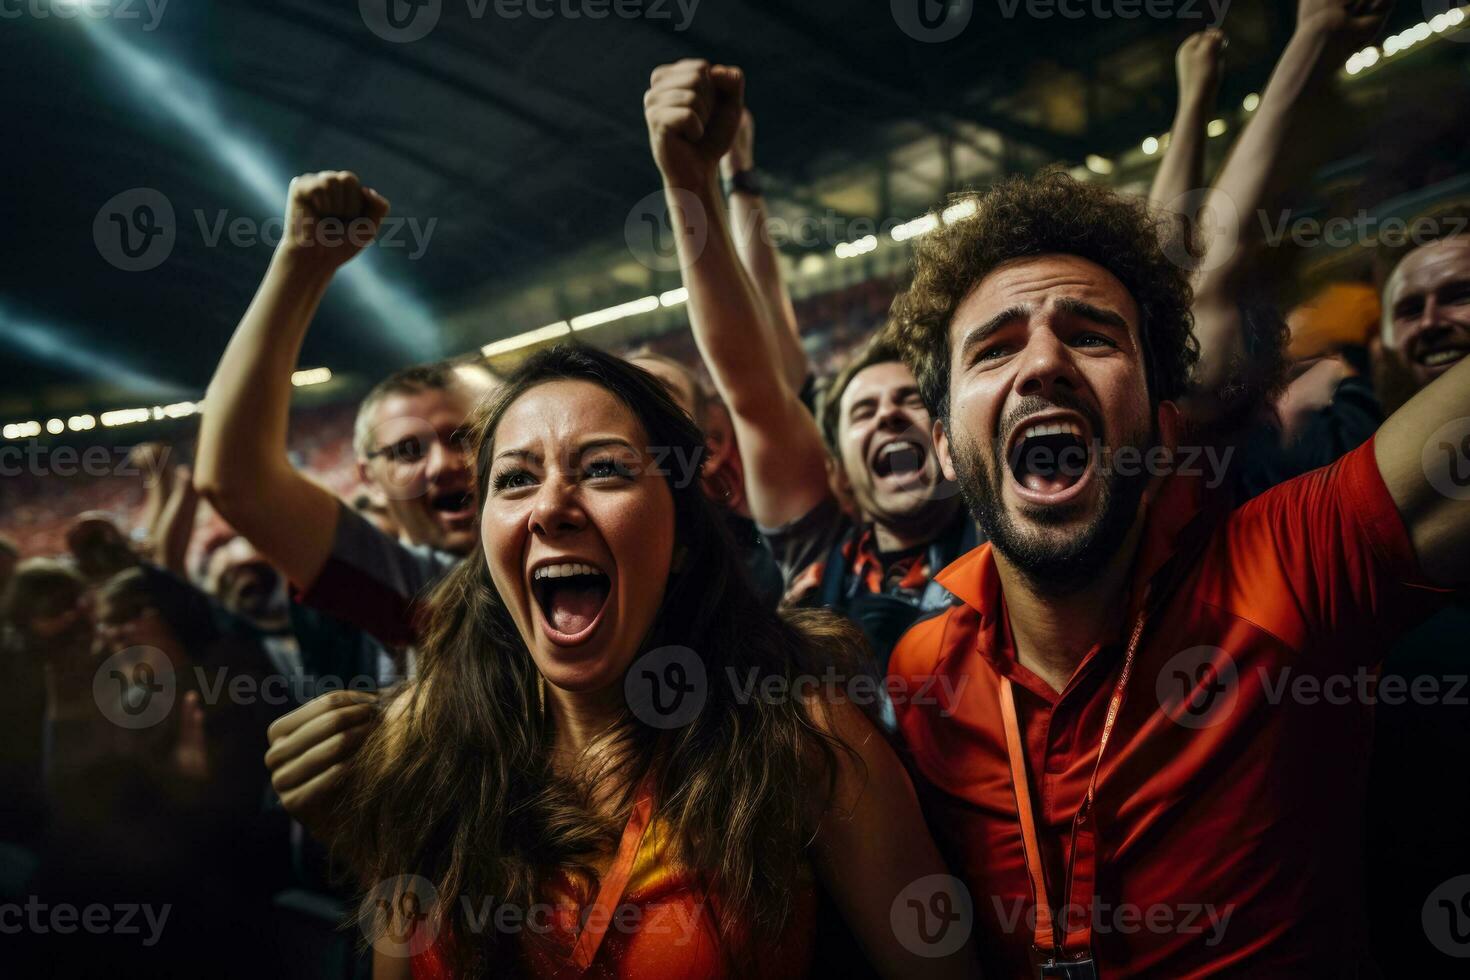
[533,562,604,580]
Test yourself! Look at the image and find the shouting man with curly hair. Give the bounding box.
[888,171,1468,977]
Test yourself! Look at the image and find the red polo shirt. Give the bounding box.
[890,438,1449,977]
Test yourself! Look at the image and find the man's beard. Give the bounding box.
[950,414,1155,597]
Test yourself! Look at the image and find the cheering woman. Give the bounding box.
[340,345,974,978]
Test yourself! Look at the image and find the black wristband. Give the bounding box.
[723,169,763,197]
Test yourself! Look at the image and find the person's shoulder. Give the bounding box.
[888,604,962,681]
[1227,436,1379,530]
[758,492,849,543]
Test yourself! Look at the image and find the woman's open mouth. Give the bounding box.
[530,561,612,645]
[1006,417,1095,506]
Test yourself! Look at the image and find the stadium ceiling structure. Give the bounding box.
[3,0,1466,416]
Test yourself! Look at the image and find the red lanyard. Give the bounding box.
[998,601,1150,964]
[568,770,658,972]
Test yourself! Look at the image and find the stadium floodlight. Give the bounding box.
[75,18,441,362]
[0,305,185,397]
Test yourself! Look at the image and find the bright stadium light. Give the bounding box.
[481,322,572,358]
[570,296,660,330]
[290,367,333,387]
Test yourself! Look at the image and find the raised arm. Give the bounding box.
[1374,352,1470,587]
[1190,0,1389,411]
[644,60,831,528]
[154,463,199,577]
[722,109,809,395]
[194,172,389,589]
[128,442,172,558]
[1150,29,1224,223]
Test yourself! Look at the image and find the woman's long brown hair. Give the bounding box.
[337,345,869,975]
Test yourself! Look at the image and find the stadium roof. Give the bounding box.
[3,0,1465,417]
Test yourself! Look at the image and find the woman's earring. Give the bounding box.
[537,673,546,717]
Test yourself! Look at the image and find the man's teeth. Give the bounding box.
[879,440,921,458]
[533,562,604,580]
[1422,348,1467,367]
[1020,421,1084,440]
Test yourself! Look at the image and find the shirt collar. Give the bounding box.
[934,470,1207,620]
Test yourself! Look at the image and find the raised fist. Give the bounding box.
[1296,0,1391,53]
[645,59,745,187]
[1175,29,1225,107]
[281,170,390,270]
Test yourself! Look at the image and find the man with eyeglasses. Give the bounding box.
[196,172,481,658]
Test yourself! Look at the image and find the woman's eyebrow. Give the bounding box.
[573,437,638,456]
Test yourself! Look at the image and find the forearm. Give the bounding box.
[727,190,808,393]
[669,174,784,409]
[197,249,329,499]
[195,247,340,586]
[666,174,829,526]
[1192,25,1340,403]
[1200,25,1337,299]
[1149,93,1212,212]
[138,469,171,552]
[155,474,199,577]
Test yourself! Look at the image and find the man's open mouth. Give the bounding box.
[1413,343,1469,372]
[871,438,926,482]
[530,561,611,642]
[1006,418,1093,502]
[429,490,475,521]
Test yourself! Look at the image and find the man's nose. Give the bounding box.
[1012,328,1079,399]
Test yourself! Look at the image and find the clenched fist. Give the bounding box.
[645,59,745,187]
[1296,0,1391,53]
[1175,29,1225,108]
[281,170,390,270]
[265,688,380,844]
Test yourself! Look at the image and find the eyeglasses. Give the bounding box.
[365,427,472,475]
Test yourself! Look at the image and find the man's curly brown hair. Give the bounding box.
[890,170,1199,422]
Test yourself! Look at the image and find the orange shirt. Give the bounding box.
[410,813,815,979]
[890,438,1449,977]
